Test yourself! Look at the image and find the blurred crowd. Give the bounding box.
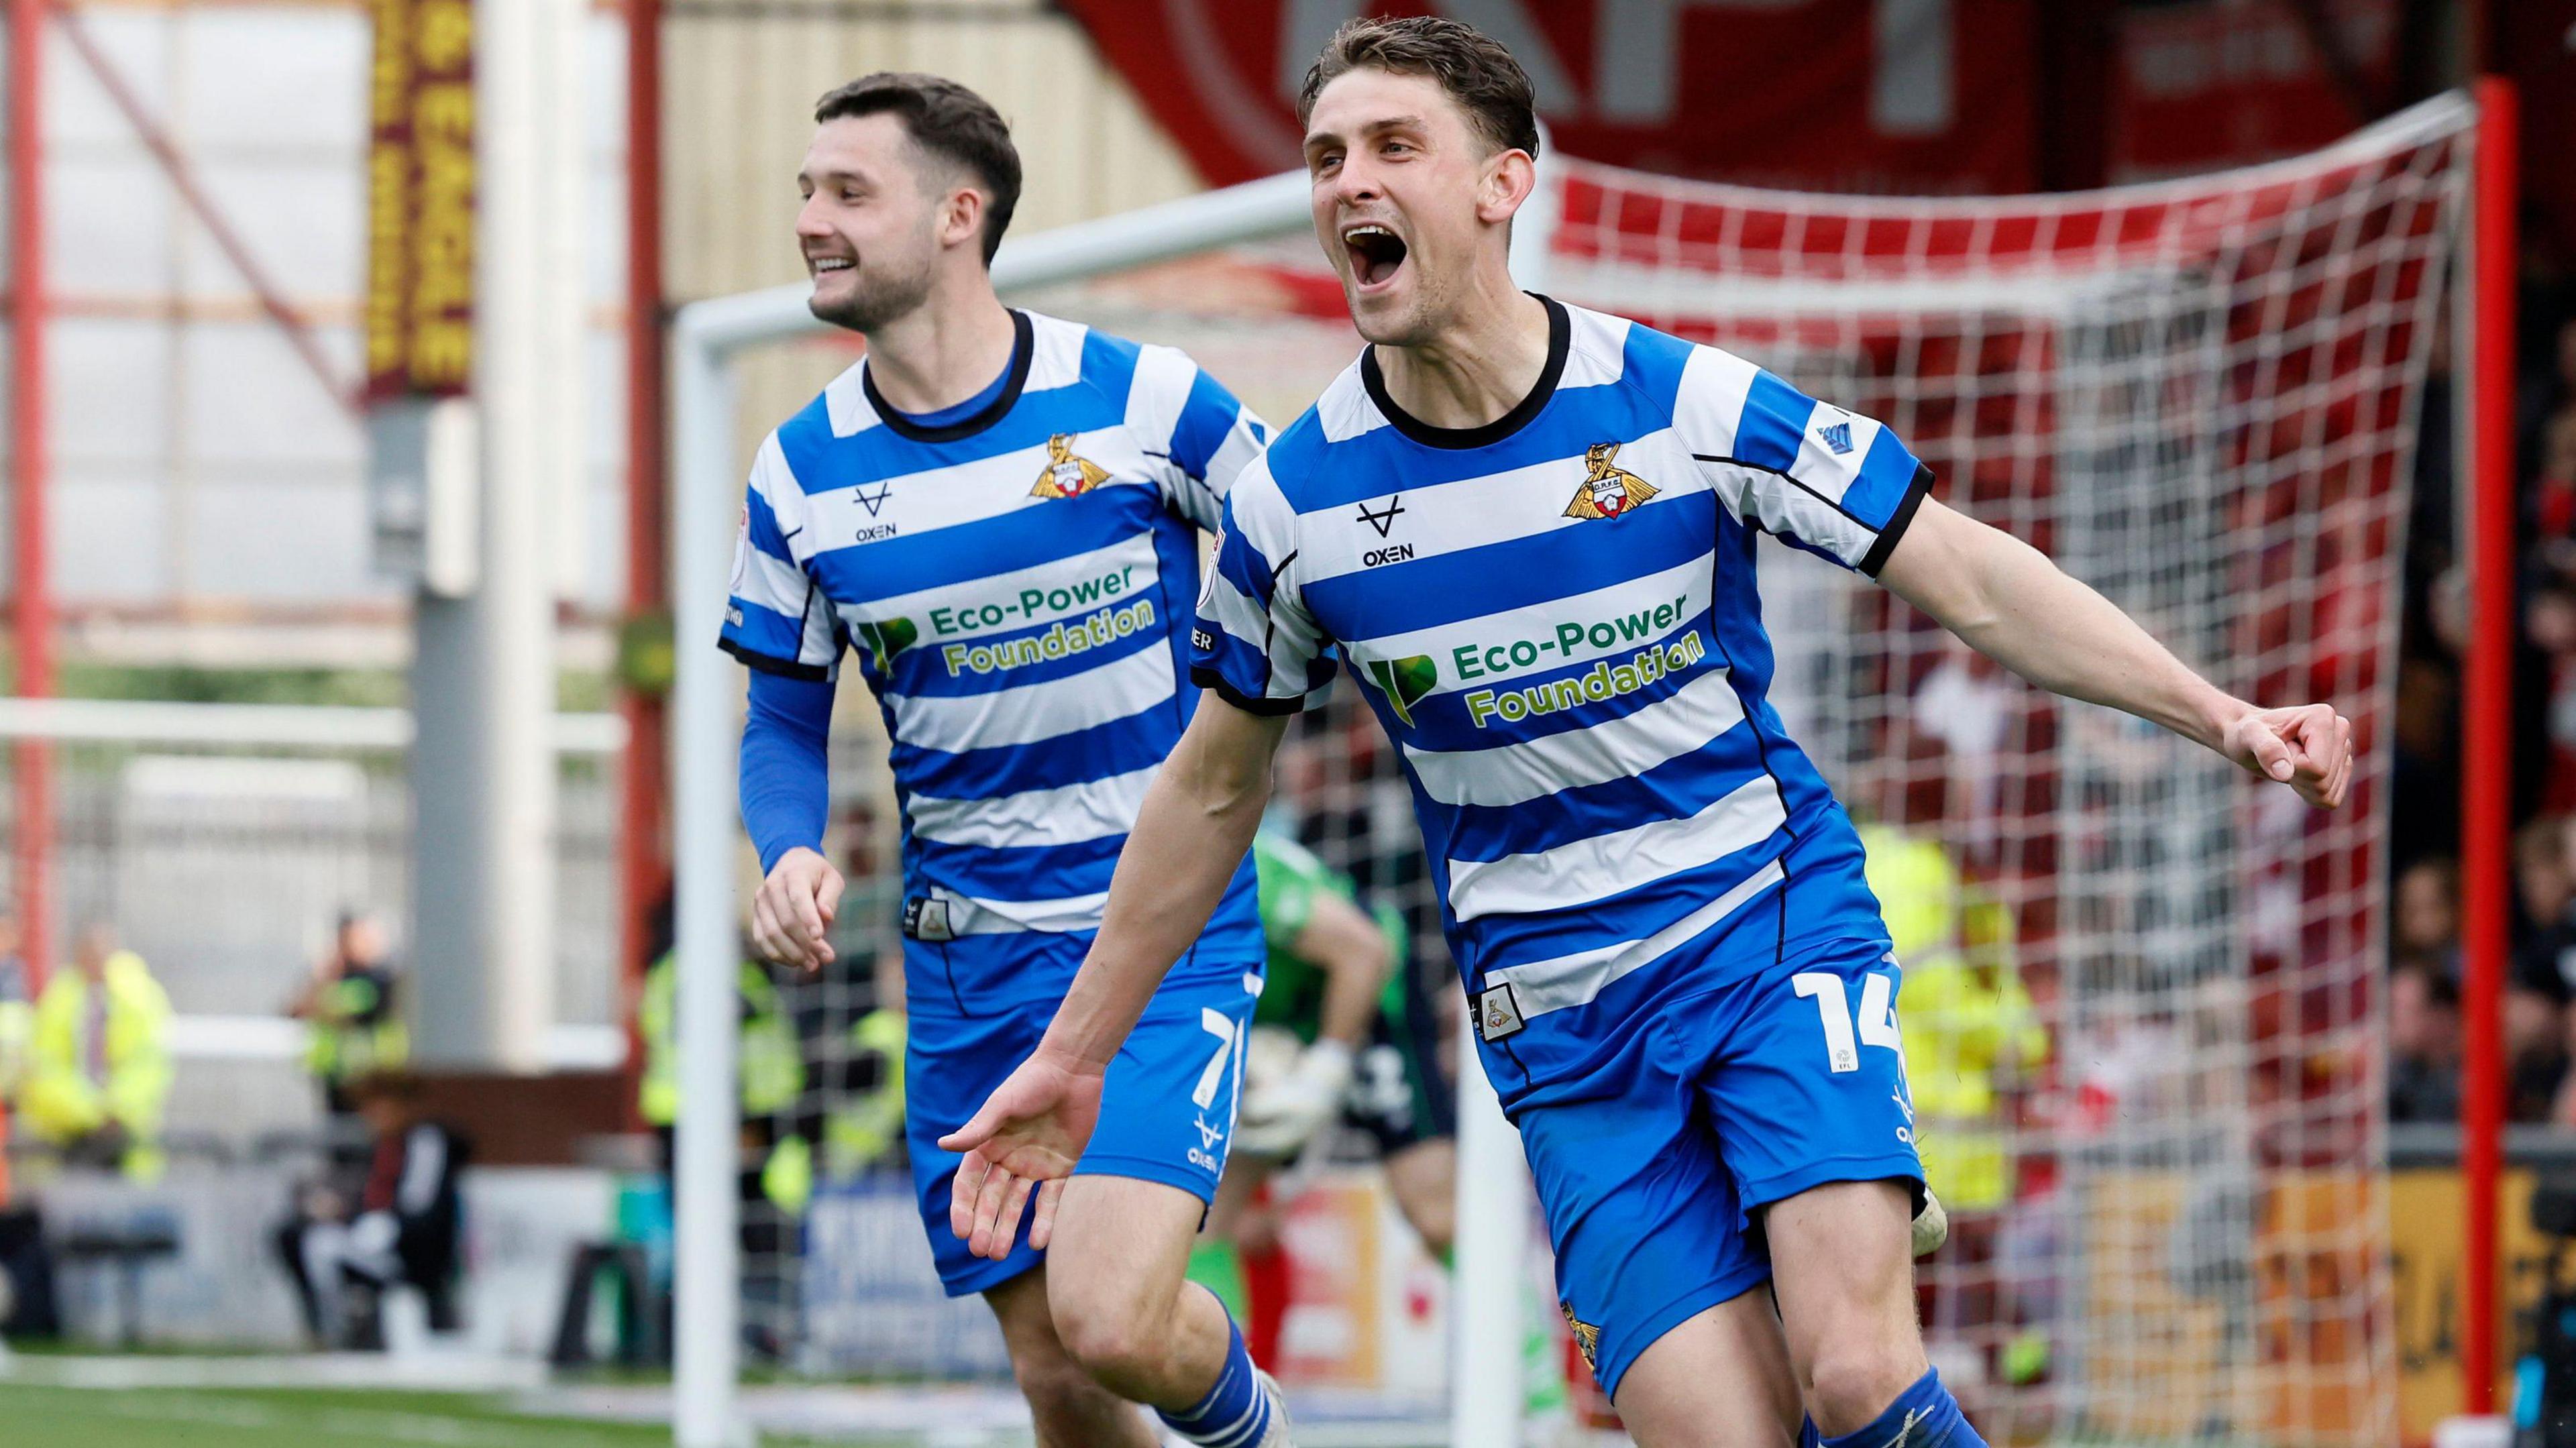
[2386,236,2576,1127]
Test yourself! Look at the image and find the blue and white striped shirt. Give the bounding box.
[723,309,1271,984]
[1193,298,1928,1086]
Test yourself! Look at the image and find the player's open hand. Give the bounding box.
[938,1050,1105,1261]
[751,846,842,972]
[2220,702,2351,810]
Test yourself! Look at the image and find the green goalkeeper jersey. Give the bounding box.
[1251,830,1409,1042]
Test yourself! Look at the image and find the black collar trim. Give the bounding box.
[1360,294,1569,451]
[862,309,1036,444]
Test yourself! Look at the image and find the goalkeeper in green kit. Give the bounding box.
[1189,830,1458,1308]
[1194,830,1579,1418]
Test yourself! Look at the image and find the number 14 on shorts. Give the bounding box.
[1794,961,1902,1078]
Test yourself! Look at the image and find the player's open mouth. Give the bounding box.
[809,256,855,278]
[1342,224,1407,290]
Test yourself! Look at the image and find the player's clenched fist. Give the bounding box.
[751,845,843,972]
[2220,702,2354,811]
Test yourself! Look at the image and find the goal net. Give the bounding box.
[1529,95,2470,1444]
[672,92,2474,1446]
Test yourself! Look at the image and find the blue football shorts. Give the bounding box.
[1507,929,1925,1400]
[902,940,1265,1298]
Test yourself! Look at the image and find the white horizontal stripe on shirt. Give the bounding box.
[1487,858,1788,1019]
[1445,772,1786,924]
[1342,554,1713,695]
[887,641,1177,754]
[1403,665,1747,809]
[1293,427,1707,586]
[851,531,1163,642]
[907,763,1159,850]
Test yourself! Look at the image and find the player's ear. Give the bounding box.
[1477,148,1536,229]
[942,183,986,254]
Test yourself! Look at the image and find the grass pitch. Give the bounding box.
[0,1382,792,1448]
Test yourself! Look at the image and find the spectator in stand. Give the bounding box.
[2506,817,2576,1119]
[274,1070,466,1349]
[2390,963,2463,1124]
[2394,856,2462,971]
[0,909,31,1107]
[1910,647,2018,870]
[16,924,172,1180]
[287,911,411,1123]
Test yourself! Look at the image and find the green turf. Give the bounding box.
[0,1382,843,1448]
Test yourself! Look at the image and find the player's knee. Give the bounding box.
[1049,1292,1165,1394]
[1800,1339,1927,1436]
[1014,1345,1117,1427]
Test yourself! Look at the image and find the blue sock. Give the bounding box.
[1157,1314,1270,1447]
[1816,1367,1984,1448]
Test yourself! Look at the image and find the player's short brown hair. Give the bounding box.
[1296,16,1540,160]
[814,72,1022,264]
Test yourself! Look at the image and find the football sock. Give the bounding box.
[1158,1313,1271,1447]
[1815,1366,1984,1448]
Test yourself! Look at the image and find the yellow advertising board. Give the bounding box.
[365,0,474,398]
[2392,1166,2553,1445]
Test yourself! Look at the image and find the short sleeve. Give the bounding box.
[1191,458,1335,715]
[1672,345,1933,576]
[718,432,844,681]
[1128,343,1270,533]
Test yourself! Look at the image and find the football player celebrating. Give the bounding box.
[944,19,2348,1448]
[724,73,1289,1448]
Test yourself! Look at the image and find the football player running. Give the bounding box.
[726,73,1291,1448]
[943,19,2348,1448]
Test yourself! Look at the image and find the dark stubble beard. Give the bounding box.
[1350,268,1448,351]
[807,251,936,335]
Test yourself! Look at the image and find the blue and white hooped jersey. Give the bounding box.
[723,309,1270,970]
[1193,297,1929,1066]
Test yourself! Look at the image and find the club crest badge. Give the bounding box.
[1560,1302,1603,1371]
[1563,442,1660,520]
[1032,433,1110,500]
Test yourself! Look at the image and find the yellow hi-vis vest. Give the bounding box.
[635,954,803,1128]
[822,1008,906,1179]
[303,970,411,1088]
[18,952,174,1181]
[1860,825,2046,1211]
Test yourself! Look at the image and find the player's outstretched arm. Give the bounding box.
[1876,496,2352,810]
[937,695,1290,1258]
[1296,891,1395,1050]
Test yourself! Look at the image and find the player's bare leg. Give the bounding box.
[1045,1173,1277,1422]
[1201,1152,1276,1243]
[1607,1287,1804,1448]
[982,1266,1159,1447]
[1381,1137,1456,1257]
[1764,1179,1935,1434]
